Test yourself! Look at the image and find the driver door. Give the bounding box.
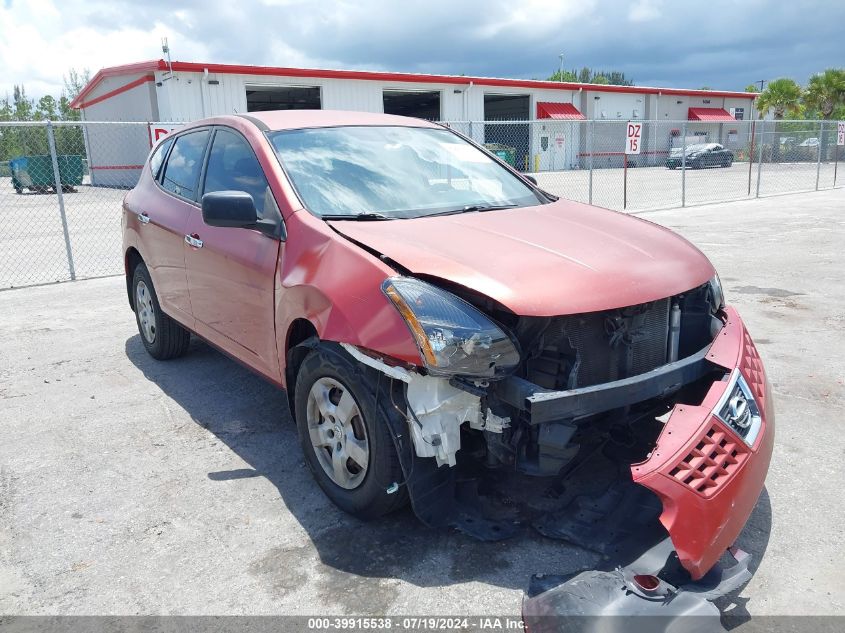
[184,127,283,383]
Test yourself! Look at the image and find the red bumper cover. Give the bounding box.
[632,307,775,579]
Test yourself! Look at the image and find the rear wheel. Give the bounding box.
[294,343,407,519]
[132,263,191,360]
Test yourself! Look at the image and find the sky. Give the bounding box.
[1,0,844,100]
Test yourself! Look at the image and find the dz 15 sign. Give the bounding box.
[838,121,845,146]
[626,122,642,155]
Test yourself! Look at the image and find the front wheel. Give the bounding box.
[294,343,408,519]
[132,263,191,360]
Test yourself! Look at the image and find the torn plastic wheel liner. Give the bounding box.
[522,544,752,633]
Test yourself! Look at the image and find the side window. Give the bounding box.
[161,130,210,200]
[202,128,270,215]
[149,137,173,181]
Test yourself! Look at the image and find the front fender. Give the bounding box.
[274,211,422,389]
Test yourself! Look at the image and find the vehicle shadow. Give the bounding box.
[125,334,773,602]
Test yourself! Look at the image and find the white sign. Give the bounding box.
[148,123,182,146]
[554,134,565,149]
[625,121,642,155]
[837,121,845,146]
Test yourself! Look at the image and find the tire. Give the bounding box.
[723,159,733,168]
[293,342,408,520]
[132,263,191,360]
[668,164,677,170]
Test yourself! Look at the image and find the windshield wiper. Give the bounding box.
[425,203,519,217]
[322,212,394,221]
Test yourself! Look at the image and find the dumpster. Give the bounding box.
[484,143,516,167]
[10,155,84,193]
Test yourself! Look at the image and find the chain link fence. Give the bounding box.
[1,119,843,289]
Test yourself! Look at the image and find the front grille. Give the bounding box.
[527,298,671,389]
[668,423,749,497]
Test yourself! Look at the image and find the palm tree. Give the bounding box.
[804,69,845,160]
[756,78,803,119]
[756,78,803,161]
[803,69,845,119]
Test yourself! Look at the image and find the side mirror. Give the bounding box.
[201,190,283,239]
[202,190,258,227]
[524,175,538,186]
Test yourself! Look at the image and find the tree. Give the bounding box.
[546,67,633,86]
[745,84,758,93]
[548,69,578,82]
[756,78,802,119]
[35,95,58,121]
[63,68,91,101]
[803,68,845,119]
[756,78,803,162]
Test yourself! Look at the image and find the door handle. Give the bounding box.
[184,233,203,248]
[138,212,150,224]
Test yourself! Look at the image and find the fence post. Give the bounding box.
[747,120,755,196]
[680,121,687,207]
[815,120,823,191]
[46,120,76,281]
[588,119,594,205]
[755,120,765,198]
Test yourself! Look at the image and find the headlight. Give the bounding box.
[708,274,725,312]
[382,277,521,378]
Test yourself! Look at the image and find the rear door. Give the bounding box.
[184,127,282,382]
[140,130,210,321]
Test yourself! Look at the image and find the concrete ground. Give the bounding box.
[0,181,125,288]
[0,189,844,617]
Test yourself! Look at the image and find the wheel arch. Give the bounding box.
[125,247,144,310]
[284,317,320,416]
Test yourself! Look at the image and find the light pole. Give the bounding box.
[559,53,564,82]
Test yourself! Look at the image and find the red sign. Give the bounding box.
[148,123,182,147]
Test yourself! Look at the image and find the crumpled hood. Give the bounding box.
[328,199,714,316]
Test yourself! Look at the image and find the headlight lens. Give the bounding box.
[382,277,521,378]
[708,274,725,312]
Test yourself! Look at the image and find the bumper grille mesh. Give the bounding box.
[740,330,766,409]
[669,422,749,497]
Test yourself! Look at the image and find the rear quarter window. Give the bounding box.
[160,130,210,200]
[148,137,174,181]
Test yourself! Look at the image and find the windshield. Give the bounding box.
[268,126,544,219]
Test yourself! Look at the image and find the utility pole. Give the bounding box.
[756,79,766,92]
[559,53,564,82]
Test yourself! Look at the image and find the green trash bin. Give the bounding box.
[10,154,83,193]
[484,143,516,167]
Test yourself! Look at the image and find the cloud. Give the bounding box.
[628,0,662,22]
[0,0,842,101]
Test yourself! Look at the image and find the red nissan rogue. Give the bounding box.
[122,110,773,614]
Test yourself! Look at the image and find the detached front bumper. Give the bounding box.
[494,307,774,580]
[632,307,774,579]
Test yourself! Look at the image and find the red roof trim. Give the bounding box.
[69,61,161,108]
[74,75,155,109]
[688,107,737,121]
[72,59,759,109]
[537,101,586,120]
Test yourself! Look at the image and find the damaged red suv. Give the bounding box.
[123,111,773,615]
